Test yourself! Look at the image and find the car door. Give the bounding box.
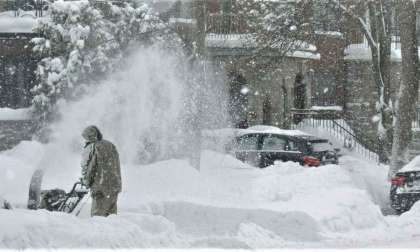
[285,138,305,164]
[235,134,261,167]
[260,134,288,167]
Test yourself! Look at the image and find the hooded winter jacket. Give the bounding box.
[81,126,122,195]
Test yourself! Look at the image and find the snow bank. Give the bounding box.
[0,107,31,121]
[251,157,388,233]
[0,209,182,249]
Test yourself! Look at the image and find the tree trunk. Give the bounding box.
[366,1,393,163]
[390,0,419,177]
[377,0,394,161]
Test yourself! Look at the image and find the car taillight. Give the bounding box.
[391,176,406,186]
[303,156,321,167]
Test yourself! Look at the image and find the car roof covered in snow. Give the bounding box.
[236,125,323,140]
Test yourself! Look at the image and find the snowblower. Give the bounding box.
[27,169,89,215]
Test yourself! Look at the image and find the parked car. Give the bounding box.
[228,125,339,168]
[390,156,420,213]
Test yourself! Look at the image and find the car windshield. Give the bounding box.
[262,135,286,151]
[309,140,332,152]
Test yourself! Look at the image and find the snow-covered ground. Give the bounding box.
[1,46,419,249]
[2,144,420,249]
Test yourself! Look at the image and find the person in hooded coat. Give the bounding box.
[81,125,121,217]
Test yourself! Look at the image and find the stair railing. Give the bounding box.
[291,109,379,163]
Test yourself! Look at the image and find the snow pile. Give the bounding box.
[251,157,388,233]
[0,209,182,249]
[0,107,31,121]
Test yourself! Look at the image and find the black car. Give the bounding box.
[229,129,339,168]
[390,170,420,213]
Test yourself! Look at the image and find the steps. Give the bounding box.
[292,117,379,163]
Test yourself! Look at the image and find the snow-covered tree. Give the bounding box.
[31,0,164,123]
[235,0,309,58]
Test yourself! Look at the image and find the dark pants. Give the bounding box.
[91,191,118,217]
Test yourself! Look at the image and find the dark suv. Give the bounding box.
[229,129,339,168]
[390,170,420,213]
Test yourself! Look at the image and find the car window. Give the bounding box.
[262,135,286,151]
[288,140,300,151]
[237,135,258,151]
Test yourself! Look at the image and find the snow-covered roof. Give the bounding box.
[169,17,196,25]
[0,107,31,121]
[344,43,420,62]
[315,30,344,39]
[288,50,320,60]
[0,12,37,33]
[311,106,343,111]
[206,33,320,60]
